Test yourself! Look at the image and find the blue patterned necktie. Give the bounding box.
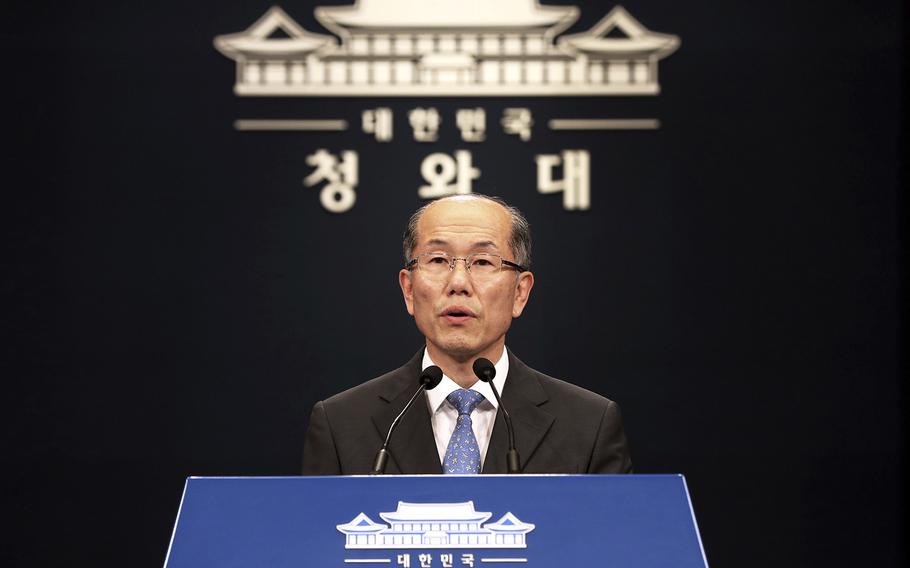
[442,389,486,474]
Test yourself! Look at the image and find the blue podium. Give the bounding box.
[165,475,708,567]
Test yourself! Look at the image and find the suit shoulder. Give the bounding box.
[320,363,413,409]
[531,368,618,409]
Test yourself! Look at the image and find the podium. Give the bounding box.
[165,475,708,567]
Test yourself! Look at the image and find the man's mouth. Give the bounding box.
[441,306,476,324]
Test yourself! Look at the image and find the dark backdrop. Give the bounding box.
[3,1,904,566]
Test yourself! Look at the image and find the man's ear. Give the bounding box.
[512,271,534,318]
[399,269,415,316]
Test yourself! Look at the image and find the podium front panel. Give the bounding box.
[165,474,708,567]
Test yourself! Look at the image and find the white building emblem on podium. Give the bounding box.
[337,501,535,549]
[214,1,680,96]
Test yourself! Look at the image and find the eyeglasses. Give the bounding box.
[406,252,527,279]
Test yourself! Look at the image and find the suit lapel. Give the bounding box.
[482,350,554,474]
[370,351,442,474]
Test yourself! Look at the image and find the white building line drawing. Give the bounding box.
[336,501,535,549]
[214,2,680,97]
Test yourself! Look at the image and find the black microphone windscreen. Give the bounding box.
[472,358,496,383]
[420,366,444,390]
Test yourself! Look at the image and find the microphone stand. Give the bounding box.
[473,358,521,474]
[370,366,443,475]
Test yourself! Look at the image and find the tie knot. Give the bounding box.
[446,388,486,415]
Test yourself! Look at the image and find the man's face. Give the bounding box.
[399,198,534,363]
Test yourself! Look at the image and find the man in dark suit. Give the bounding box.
[303,194,632,475]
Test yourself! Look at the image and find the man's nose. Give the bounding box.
[446,258,473,294]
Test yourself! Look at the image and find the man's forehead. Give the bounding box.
[420,198,510,227]
[416,199,511,246]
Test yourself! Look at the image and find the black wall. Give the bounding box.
[4,1,904,566]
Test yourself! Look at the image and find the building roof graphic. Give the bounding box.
[214,6,335,58]
[337,501,536,549]
[315,0,578,34]
[560,6,680,58]
[336,512,388,534]
[213,2,681,96]
[484,512,536,533]
[379,501,492,523]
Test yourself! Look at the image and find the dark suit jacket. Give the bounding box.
[303,349,633,475]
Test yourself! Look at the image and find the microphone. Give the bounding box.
[370,365,444,475]
[473,357,521,474]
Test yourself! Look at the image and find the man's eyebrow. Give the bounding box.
[424,239,500,250]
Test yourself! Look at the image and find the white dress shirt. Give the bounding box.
[423,348,509,469]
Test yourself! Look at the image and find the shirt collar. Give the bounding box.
[423,348,509,413]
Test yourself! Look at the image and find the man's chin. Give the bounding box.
[431,336,482,360]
